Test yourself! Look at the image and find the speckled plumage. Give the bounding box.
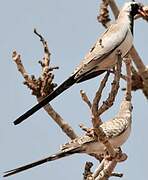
[60,115,131,155]
[4,111,132,177]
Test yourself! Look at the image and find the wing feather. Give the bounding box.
[74,23,130,79]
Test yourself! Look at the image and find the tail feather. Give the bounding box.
[76,70,105,83]
[14,75,77,125]
[3,147,81,177]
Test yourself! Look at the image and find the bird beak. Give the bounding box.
[138,6,148,21]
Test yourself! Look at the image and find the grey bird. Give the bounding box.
[13,2,146,125]
[4,100,132,177]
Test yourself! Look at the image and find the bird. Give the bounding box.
[3,99,132,177]
[13,2,146,125]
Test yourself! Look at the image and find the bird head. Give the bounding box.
[122,2,148,20]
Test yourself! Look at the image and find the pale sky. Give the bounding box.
[1,1,148,180]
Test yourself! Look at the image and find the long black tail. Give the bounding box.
[14,75,77,125]
[3,147,81,177]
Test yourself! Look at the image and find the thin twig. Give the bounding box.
[109,70,127,81]
[111,172,123,178]
[92,71,110,118]
[83,162,93,180]
[80,90,92,109]
[12,51,39,95]
[92,159,105,179]
[12,29,78,140]
[97,0,110,28]
[97,51,122,116]
[37,98,77,139]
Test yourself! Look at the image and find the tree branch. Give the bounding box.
[97,52,122,116]
[12,30,77,140]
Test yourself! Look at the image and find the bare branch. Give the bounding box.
[109,70,127,81]
[124,57,132,101]
[97,0,110,28]
[37,97,77,139]
[95,160,117,180]
[83,162,93,180]
[80,90,92,109]
[92,71,110,118]
[12,30,78,140]
[12,51,40,96]
[111,172,123,178]
[122,66,143,91]
[108,0,119,19]
[97,52,122,116]
[92,159,105,179]
[79,124,93,136]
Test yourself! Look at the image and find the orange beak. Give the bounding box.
[138,7,148,21]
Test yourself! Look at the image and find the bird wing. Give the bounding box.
[61,135,95,151]
[101,117,129,138]
[74,22,130,80]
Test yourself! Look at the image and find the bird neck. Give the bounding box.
[128,12,135,35]
[117,10,134,35]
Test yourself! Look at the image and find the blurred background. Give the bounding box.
[0,0,148,179]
